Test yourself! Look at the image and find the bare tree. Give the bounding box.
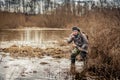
[22,0,25,13]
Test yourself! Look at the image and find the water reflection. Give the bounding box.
[0,28,71,48]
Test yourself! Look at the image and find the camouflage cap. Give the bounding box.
[72,27,80,32]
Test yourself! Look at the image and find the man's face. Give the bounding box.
[72,30,79,35]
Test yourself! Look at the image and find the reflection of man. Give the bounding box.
[67,27,88,73]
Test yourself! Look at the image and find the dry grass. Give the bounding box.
[78,8,120,80]
[0,11,79,29]
[2,45,70,59]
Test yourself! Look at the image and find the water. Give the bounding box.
[0,28,71,48]
[0,53,84,80]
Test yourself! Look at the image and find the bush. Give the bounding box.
[82,8,120,80]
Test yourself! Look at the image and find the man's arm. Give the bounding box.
[67,33,74,44]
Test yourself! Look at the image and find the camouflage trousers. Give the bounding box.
[71,47,87,64]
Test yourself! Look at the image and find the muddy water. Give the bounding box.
[0,53,84,80]
[0,28,71,48]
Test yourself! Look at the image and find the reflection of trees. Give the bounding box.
[0,30,22,41]
[0,30,69,42]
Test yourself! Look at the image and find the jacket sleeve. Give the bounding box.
[67,34,74,44]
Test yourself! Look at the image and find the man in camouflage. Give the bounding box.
[67,27,88,73]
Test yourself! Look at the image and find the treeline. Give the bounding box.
[0,0,120,15]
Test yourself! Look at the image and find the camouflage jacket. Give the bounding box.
[67,32,88,52]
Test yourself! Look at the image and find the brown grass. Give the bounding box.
[78,8,120,80]
[2,45,70,59]
[0,11,79,29]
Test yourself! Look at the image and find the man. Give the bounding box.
[67,27,88,73]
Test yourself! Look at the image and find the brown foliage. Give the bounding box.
[0,11,79,29]
[82,8,120,79]
[2,45,70,59]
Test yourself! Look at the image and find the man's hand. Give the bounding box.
[67,33,75,44]
[78,47,83,51]
[77,47,88,53]
[71,44,77,49]
[70,33,75,38]
[71,44,83,51]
